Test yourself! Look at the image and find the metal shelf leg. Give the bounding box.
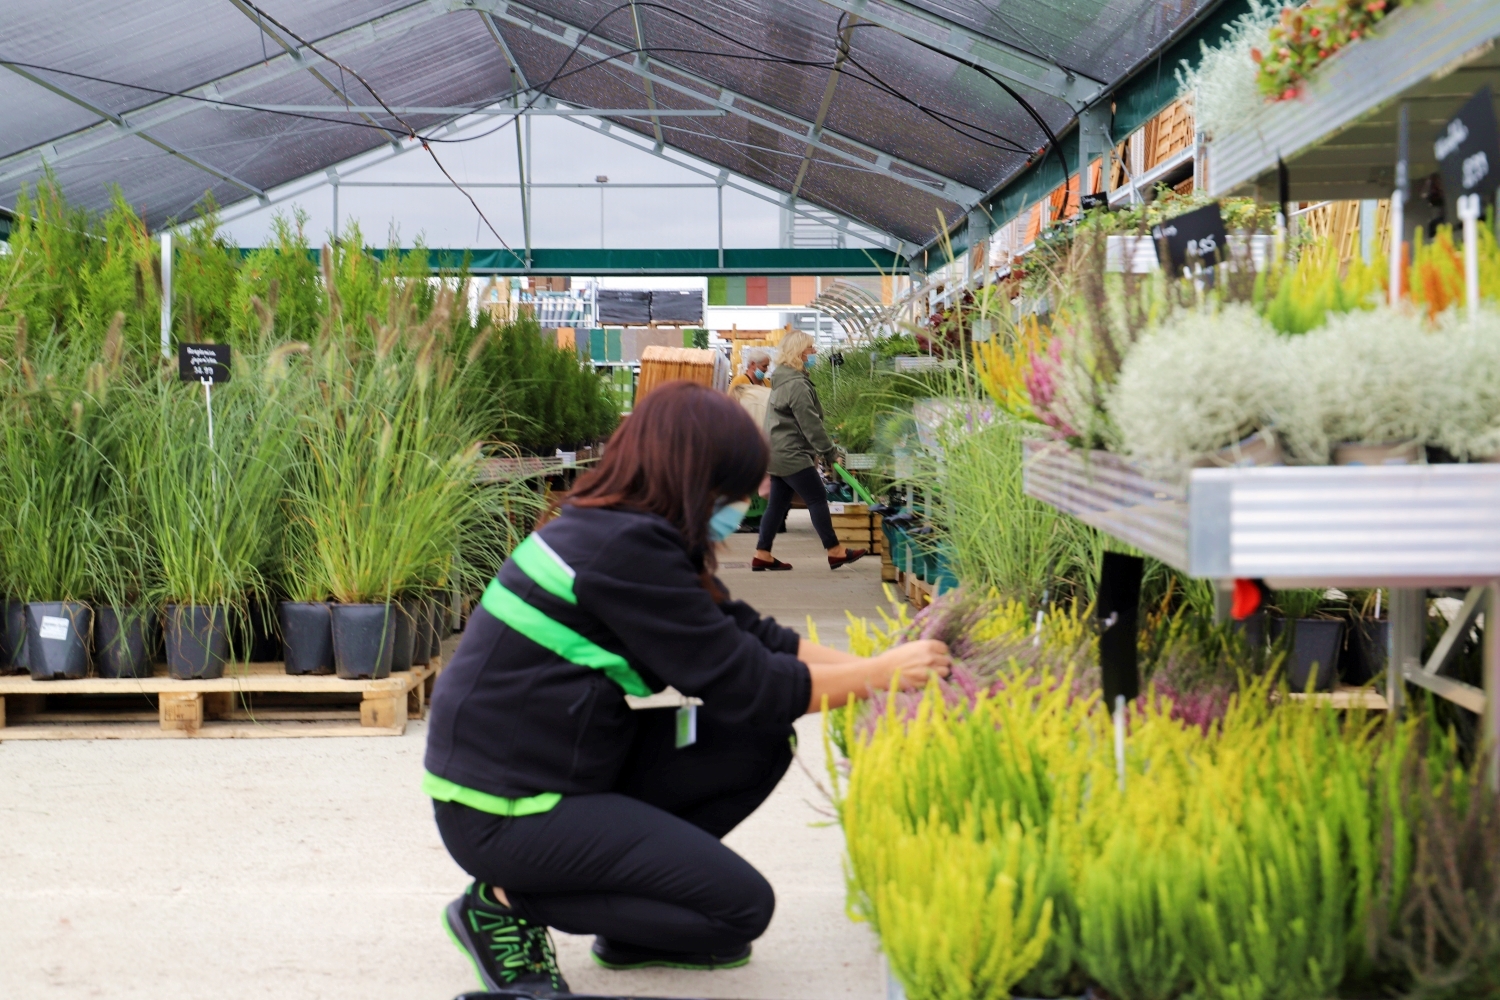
[1387,588,1425,716]
[1487,581,1500,789]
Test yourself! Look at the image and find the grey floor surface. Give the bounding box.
[0,510,892,1000]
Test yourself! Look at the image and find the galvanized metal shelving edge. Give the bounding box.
[1021,442,1500,757]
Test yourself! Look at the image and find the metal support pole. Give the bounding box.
[1213,581,1232,625]
[159,231,172,358]
[1359,199,1379,264]
[511,73,531,270]
[331,175,339,242]
[1387,588,1425,716]
[599,185,605,250]
[1486,581,1500,790]
[717,182,725,271]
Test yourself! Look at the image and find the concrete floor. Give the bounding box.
[0,510,892,1000]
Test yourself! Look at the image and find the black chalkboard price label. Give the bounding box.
[178,343,231,384]
[1434,85,1500,220]
[1151,202,1230,276]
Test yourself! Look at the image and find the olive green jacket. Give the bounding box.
[765,366,836,477]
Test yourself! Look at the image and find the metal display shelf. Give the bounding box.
[1206,0,1500,203]
[1022,442,1500,745]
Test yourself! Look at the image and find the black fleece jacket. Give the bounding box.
[424,505,812,801]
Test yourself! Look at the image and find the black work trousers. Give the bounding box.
[434,709,795,954]
[754,465,839,552]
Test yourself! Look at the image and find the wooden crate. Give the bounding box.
[0,655,446,740]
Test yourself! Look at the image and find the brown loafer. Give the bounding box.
[828,548,868,569]
[752,557,793,571]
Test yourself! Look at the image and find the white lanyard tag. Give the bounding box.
[674,704,698,749]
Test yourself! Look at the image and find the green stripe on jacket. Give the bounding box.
[480,577,652,697]
[423,771,561,816]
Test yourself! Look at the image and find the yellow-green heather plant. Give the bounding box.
[833,669,1426,1000]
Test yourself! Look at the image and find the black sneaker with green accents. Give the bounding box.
[590,936,752,971]
[444,883,570,998]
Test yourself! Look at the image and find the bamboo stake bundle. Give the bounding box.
[635,346,720,401]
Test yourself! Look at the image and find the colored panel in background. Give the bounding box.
[605,328,623,363]
[790,275,816,305]
[707,275,727,306]
[724,275,747,306]
[745,276,768,306]
[682,329,694,347]
[881,276,893,305]
[556,328,575,352]
[766,275,791,305]
[589,328,606,362]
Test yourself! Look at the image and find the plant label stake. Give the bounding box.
[178,343,231,467]
[1433,86,1499,321]
[1391,104,1410,306]
[1097,552,1143,792]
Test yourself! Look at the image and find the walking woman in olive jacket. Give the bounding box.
[753,330,868,571]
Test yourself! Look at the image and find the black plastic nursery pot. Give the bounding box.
[390,596,421,672]
[411,598,433,667]
[24,602,93,680]
[1341,618,1389,686]
[428,599,445,657]
[279,601,334,676]
[240,596,284,663]
[2,599,27,675]
[95,606,156,679]
[165,604,231,680]
[1283,618,1344,693]
[24,601,93,680]
[330,603,394,680]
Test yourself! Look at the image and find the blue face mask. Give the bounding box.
[709,498,751,542]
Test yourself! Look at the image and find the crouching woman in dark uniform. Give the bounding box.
[424,380,951,996]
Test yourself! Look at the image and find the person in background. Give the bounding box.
[729,347,771,387]
[752,330,866,572]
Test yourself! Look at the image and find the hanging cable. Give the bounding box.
[237,0,513,248]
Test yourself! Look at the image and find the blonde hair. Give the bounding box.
[774,330,816,369]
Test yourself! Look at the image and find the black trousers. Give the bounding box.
[754,465,839,551]
[434,709,795,954]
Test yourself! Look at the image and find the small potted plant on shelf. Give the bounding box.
[1272,588,1344,692]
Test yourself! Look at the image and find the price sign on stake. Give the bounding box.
[1434,85,1500,220]
[178,343,231,384]
[1151,202,1229,277]
[1434,87,1500,318]
[177,343,231,454]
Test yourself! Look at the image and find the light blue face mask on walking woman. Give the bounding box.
[709,498,751,541]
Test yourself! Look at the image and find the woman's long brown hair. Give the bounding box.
[567,380,768,589]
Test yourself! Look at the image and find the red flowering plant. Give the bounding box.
[1252,0,1398,100]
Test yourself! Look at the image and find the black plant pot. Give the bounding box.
[429,600,444,658]
[1341,618,1388,686]
[331,603,394,680]
[165,604,230,680]
[241,596,284,663]
[2,599,28,675]
[279,601,334,676]
[1284,618,1344,692]
[390,597,420,673]
[25,601,93,680]
[411,598,433,668]
[96,606,156,679]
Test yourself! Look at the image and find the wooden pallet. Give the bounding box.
[0,655,445,740]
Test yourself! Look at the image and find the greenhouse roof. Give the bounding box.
[0,0,1229,258]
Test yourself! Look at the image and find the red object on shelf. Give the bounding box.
[745,275,769,306]
[1232,578,1269,620]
